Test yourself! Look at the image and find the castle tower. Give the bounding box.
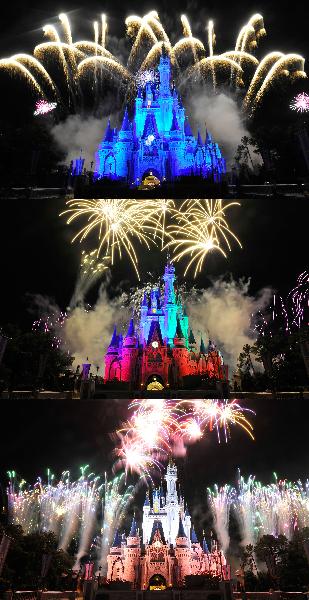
[123,517,141,586]
[106,529,125,582]
[163,260,178,345]
[104,326,121,381]
[121,318,138,384]
[175,516,191,585]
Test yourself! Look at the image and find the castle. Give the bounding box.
[104,261,228,390]
[95,51,226,187]
[106,462,230,589]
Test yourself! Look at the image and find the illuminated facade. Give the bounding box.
[95,52,226,186]
[104,261,228,389]
[106,462,230,589]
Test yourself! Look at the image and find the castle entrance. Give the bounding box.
[146,374,164,391]
[148,574,167,590]
[140,169,161,189]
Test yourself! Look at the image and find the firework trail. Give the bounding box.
[0,11,305,117]
[165,200,242,278]
[8,467,136,571]
[254,271,308,337]
[99,472,135,574]
[61,199,160,280]
[208,484,234,552]
[63,199,241,280]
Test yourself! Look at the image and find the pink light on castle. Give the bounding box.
[104,261,228,391]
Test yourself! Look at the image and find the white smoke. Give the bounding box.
[188,91,261,166]
[186,277,272,371]
[51,114,108,170]
[63,287,129,373]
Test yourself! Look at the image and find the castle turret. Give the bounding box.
[191,526,198,545]
[163,260,177,345]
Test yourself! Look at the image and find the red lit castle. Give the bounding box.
[104,261,228,390]
[106,461,230,589]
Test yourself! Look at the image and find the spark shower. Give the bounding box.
[0,11,306,117]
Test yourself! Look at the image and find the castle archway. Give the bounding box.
[140,169,161,189]
[148,574,167,590]
[146,374,164,391]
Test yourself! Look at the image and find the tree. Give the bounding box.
[0,526,74,591]
[0,324,74,391]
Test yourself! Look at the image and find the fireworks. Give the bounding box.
[136,68,157,88]
[80,249,110,275]
[61,199,157,279]
[208,472,309,551]
[62,199,240,279]
[8,467,135,573]
[254,270,308,337]
[34,99,57,115]
[32,310,67,349]
[113,399,255,480]
[165,200,242,278]
[0,11,305,116]
[288,270,309,328]
[290,92,309,113]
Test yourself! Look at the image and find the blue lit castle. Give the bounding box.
[95,51,226,187]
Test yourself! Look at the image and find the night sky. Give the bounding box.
[0,0,309,523]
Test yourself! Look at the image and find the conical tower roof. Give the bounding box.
[177,515,187,538]
[188,329,196,345]
[126,318,135,337]
[112,529,122,547]
[121,106,130,131]
[109,326,118,347]
[203,536,210,553]
[191,526,198,544]
[200,337,207,354]
[175,318,184,339]
[170,110,180,134]
[104,119,113,142]
[184,117,193,137]
[197,130,203,146]
[129,516,137,537]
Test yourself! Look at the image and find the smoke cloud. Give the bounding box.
[187,277,272,371]
[51,114,108,170]
[63,287,129,372]
[188,91,261,166]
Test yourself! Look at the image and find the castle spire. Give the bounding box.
[184,117,193,137]
[112,529,122,547]
[109,326,118,347]
[191,525,198,544]
[175,318,184,339]
[171,110,180,131]
[126,318,135,337]
[197,130,203,146]
[203,534,210,553]
[188,329,196,345]
[177,515,187,538]
[121,106,130,131]
[104,119,113,142]
[129,516,138,537]
[200,337,207,354]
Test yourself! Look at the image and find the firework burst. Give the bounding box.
[34,99,57,115]
[0,11,305,117]
[290,92,309,113]
[113,399,255,480]
[61,199,158,279]
[165,200,242,278]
